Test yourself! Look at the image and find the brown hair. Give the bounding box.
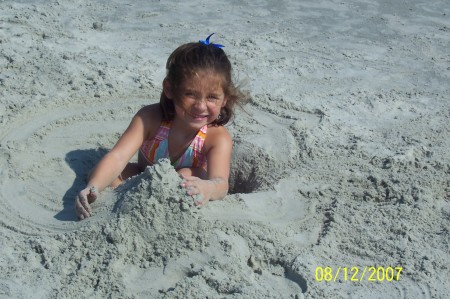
[160,42,248,126]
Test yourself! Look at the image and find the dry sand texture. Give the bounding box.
[1,0,449,298]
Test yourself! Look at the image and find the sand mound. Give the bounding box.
[4,160,304,298]
[108,159,208,268]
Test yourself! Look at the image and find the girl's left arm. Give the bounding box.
[180,127,232,206]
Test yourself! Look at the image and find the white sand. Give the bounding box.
[0,0,449,298]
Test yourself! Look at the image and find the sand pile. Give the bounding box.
[6,160,304,298]
[111,159,206,263]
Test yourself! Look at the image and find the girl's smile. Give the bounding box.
[188,113,208,121]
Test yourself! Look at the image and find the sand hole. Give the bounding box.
[228,108,303,194]
[228,140,279,194]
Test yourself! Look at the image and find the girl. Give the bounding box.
[75,34,247,220]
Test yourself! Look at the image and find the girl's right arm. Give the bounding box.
[75,105,159,220]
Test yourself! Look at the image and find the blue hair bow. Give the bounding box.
[199,33,224,48]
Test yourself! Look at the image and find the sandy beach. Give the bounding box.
[0,0,449,298]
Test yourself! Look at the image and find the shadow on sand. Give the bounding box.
[54,148,108,221]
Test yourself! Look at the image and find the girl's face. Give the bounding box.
[165,70,227,129]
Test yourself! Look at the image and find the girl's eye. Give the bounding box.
[207,96,219,102]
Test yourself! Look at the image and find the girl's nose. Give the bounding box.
[193,97,207,109]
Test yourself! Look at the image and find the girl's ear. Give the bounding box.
[221,96,228,108]
[163,79,174,99]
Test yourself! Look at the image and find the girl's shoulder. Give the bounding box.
[204,125,232,149]
[137,103,161,120]
[136,103,162,139]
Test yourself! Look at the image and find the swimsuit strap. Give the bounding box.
[191,124,207,152]
[154,121,171,141]
[140,121,171,164]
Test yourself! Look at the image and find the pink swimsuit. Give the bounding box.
[139,121,207,169]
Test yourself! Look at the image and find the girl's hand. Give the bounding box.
[74,186,98,220]
[180,175,214,207]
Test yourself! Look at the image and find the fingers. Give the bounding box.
[180,177,200,188]
[180,179,200,195]
[185,185,199,196]
[179,177,210,208]
[75,193,92,220]
[194,198,206,207]
[179,179,208,208]
[80,195,92,215]
[75,201,89,219]
[74,186,99,221]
